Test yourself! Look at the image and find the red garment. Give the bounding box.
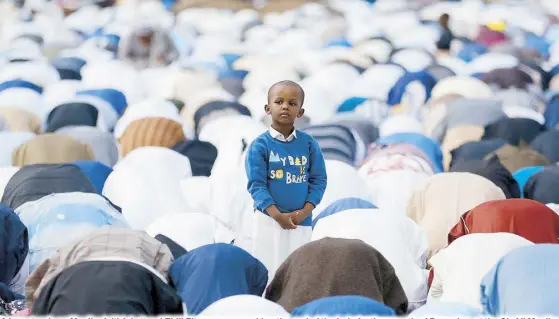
[448,199,559,244]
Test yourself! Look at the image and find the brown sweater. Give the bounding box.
[265,237,408,314]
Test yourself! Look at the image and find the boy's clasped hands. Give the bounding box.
[268,202,314,230]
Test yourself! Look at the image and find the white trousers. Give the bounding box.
[251,211,311,285]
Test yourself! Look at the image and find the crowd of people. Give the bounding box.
[0,0,558,316]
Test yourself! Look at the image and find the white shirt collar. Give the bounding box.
[269,126,297,142]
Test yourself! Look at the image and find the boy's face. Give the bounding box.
[265,84,304,125]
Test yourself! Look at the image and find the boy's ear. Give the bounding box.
[264,104,271,115]
[297,108,305,118]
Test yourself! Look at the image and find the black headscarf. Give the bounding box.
[33,260,183,315]
[172,140,218,177]
[46,102,99,133]
[449,139,507,169]
[1,164,97,210]
[482,118,546,146]
[524,166,559,204]
[530,129,559,163]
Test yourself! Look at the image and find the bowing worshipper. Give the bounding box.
[0,132,35,166]
[292,296,396,317]
[411,302,482,316]
[448,199,559,244]
[529,129,559,163]
[481,245,559,315]
[71,161,113,193]
[28,226,182,315]
[11,134,95,166]
[265,237,408,314]
[56,126,120,167]
[118,24,179,70]
[512,166,544,197]
[484,144,550,174]
[15,192,128,271]
[311,206,429,311]
[1,164,97,210]
[146,213,216,252]
[523,166,559,204]
[448,139,507,168]
[0,205,28,301]
[449,157,521,198]
[102,147,192,230]
[169,244,268,315]
[199,295,290,317]
[0,108,41,133]
[313,161,373,219]
[482,117,546,146]
[172,140,218,177]
[427,233,533,309]
[407,172,506,258]
[245,81,327,278]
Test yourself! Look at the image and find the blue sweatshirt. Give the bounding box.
[245,130,327,226]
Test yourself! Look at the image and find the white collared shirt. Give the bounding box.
[269,126,297,142]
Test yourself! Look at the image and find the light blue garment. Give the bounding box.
[481,244,559,315]
[312,197,376,229]
[376,133,443,173]
[15,192,128,271]
[292,296,395,317]
[410,302,482,316]
[512,166,544,198]
[169,243,268,315]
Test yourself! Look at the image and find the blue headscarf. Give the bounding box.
[512,166,544,198]
[0,204,28,287]
[337,97,368,113]
[169,243,268,315]
[387,71,437,106]
[77,88,127,115]
[72,161,113,194]
[376,133,443,172]
[0,79,43,94]
[312,198,376,229]
[292,296,395,317]
[481,244,559,315]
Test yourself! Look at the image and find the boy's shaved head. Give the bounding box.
[267,80,305,105]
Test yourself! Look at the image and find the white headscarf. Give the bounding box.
[313,160,373,220]
[428,233,534,309]
[199,295,290,317]
[103,147,192,229]
[146,213,216,251]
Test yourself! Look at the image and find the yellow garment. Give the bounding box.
[487,21,506,32]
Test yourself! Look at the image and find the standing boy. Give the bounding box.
[245,80,327,277]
